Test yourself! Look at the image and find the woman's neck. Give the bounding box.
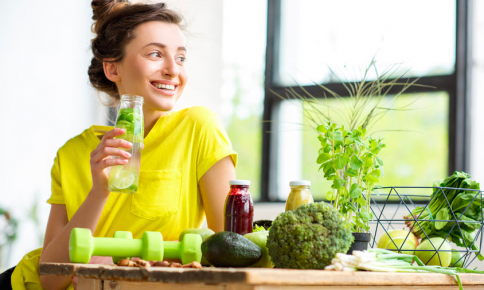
[143,107,168,138]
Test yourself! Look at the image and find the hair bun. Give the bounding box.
[91,0,130,33]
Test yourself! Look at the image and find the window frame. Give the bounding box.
[261,0,472,202]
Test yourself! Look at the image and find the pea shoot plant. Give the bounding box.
[273,59,431,233]
[316,121,384,232]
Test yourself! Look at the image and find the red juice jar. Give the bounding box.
[224,180,254,235]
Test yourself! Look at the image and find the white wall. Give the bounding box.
[0,0,224,270]
[0,0,105,270]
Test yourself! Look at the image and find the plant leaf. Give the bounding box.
[350,155,364,170]
[345,168,358,177]
[376,155,383,166]
[350,183,362,198]
[332,178,345,189]
[316,125,327,133]
[334,154,347,169]
[317,153,331,164]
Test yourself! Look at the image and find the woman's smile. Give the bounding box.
[150,80,179,96]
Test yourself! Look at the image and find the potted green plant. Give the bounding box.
[274,59,429,251]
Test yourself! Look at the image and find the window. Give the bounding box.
[222,1,267,200]
[262,0,470,202]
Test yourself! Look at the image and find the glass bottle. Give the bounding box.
[107,95,144,194]
[285,180,314,211]
[224,180,254,235]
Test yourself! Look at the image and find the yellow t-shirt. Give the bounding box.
[11,106,237,290]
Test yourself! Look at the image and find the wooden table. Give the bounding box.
[39,263,484,290]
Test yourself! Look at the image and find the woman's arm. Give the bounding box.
[40,128,130,290]
[39,194,110,290]
[199,156,236,232]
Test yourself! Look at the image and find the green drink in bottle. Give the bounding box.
[108,95,144,194]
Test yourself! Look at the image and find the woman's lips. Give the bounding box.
[150,82,177,96]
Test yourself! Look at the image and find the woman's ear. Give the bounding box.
[103,60,121,82]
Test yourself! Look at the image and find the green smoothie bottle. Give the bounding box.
[108,95,144,194]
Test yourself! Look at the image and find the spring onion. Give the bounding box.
[325,248,484,290]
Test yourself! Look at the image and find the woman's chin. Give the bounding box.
[146,100,177,113]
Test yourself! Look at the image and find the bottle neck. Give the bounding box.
[229,185,250,195]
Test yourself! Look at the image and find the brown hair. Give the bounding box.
[88,0,184,104]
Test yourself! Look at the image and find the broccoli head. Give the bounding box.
[267,202,353,269]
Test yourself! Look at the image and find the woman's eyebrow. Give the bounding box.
[143,42,186,52]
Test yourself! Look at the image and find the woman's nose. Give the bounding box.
[162,57,179,78]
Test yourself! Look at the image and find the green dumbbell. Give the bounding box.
[69,228,202,265]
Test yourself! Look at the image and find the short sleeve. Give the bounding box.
[196,112,237,181]
[47,152,65,204]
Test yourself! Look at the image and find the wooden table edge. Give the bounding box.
[39,263,484,286]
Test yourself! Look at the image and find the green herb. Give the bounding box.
[404,171,483,261]
[315,120,385,232]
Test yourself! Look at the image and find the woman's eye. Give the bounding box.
[149,52,162,58]
[176,56,186,64]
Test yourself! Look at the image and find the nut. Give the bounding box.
[170,262,182,268]
[182,262,203,269]
[128,261,137,267]
[153,261,171,267]
[136,259,151,268]
[117,259,131,267]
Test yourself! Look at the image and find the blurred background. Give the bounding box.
[1,0,483,271]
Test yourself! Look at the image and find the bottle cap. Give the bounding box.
[289,180,311,186]
[229,180,251,186]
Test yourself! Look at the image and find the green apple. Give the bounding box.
[450,250,464,268]
[377,230,419,255]
[244,231,274,268]
[179,228,215,265]
[415,237,452,267]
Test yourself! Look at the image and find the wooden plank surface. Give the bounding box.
[40,263,484,286]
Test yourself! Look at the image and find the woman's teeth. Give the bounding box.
[154,83,175,90]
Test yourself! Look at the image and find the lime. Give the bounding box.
[112,170,136,189]
[108,165,123,187]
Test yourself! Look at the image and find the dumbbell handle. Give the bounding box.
[91,237,143,258]
[164,241,181,259]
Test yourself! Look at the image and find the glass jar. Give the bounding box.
[224,180,254,235]
[285,180,314,211]
[107,95,144,194]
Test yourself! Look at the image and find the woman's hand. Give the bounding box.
[89,128,132,196]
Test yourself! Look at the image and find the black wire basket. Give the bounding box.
[369,186,484,268]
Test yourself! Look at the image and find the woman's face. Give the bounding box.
[114,21,187,113]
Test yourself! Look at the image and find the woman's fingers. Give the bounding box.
[91,147,131,164]
[104,138,132,149]
[102,128,126,141]
[90,128,133,164]
[91,157,128,172]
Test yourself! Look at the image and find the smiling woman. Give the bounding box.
[7,1,237,290]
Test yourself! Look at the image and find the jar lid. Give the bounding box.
[290,180,311,186]
[229,180,251,186]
